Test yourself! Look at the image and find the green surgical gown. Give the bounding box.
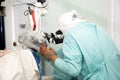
[52,22,120,80]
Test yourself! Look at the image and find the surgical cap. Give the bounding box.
[58,10,80,35]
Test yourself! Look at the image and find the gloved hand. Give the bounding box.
[40,43,58,62]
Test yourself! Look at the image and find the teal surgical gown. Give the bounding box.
[52,22,120,80]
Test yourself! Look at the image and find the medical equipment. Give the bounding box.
[38,0,46,4]
[17,0,48,52]
[43,30,64,44]
[18,29,64,52]
[17,0,64,52]
[18,32,46,52]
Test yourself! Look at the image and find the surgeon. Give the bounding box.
[40,10,120,80]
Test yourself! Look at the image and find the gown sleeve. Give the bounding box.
[53,33,83,77]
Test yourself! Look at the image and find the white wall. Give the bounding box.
[43,0,111,33]
[111,0,120,49]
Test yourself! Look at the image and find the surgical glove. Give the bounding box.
[40,43,58,62]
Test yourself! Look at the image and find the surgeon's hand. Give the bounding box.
[40,43,58,62]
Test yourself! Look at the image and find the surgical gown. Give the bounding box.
[52,22,120,80]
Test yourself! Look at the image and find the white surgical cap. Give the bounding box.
[58,10,80,35]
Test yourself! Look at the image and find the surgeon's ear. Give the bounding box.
[72,10,78,19]
[73,13,77,18]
